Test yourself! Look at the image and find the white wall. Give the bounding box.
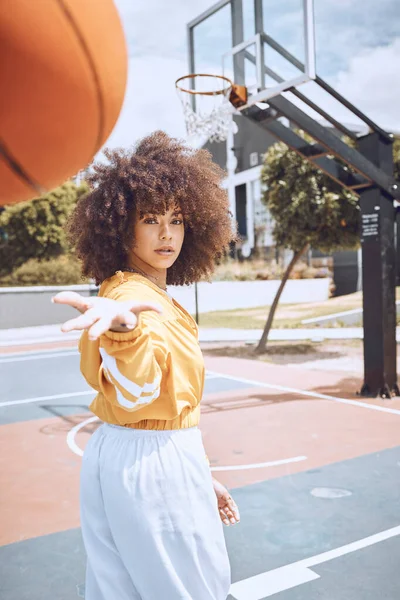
[0,279,331,329]
[170,279,331,314]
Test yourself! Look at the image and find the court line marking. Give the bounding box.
[0,390,94,407]
[0,351,78,363]
[207,371,400,416]
[211,456,307,471]
[4,352,398,416]
[0,374,221,407]
[230,524,400,599]
[66,415,307,473]
[66,415,99,457]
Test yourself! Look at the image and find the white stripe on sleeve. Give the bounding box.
[100,348,161,408]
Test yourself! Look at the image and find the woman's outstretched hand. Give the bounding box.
[212,477,240,526]
[52,291,162,341]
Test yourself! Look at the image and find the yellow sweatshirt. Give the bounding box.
[79,271,205,430]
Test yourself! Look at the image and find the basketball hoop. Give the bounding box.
[175,74,235,143]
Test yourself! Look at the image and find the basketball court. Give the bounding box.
[1,0,399,598]
[1,339,400,599]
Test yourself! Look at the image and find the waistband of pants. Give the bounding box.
[102,422,199,439]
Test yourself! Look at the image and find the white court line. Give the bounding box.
[0,390,94,408]
[230,524,400,599]
[66,415,99,457]
[207,371,400,416]
[66,415,307,474]
[211,456,307,471]
[0,351,78,363]
[3,355,399,416]
[3,371,400,417]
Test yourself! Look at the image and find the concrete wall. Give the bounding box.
[0,279,331,329]
[0,284,98,329]
[173,279,331,314]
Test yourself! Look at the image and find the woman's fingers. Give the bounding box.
[220,505,237,525]
[87,317,114,341]
[52,291,92,313]
[61,310,100,333]
[219,496,240,525]
[219,508,230,526]
[55,295,162,338]
[224,505,239,525]
[226,497,240,522]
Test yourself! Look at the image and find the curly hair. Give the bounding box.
[68,131,235,286]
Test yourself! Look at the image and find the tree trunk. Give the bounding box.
[255,244,310,354]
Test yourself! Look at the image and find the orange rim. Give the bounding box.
[175,73,233,96]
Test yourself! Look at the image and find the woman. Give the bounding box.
[53,131,239,600]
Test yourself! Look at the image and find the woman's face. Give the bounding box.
[131,206,185,271]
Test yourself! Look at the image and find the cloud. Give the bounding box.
[114,0,215,59]
[314,0,400,77]
[104,55,188,149]
[102,0,219,151]
[333,38,400,133]
[281,38,400,135]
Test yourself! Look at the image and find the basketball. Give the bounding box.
[0,0,128,206]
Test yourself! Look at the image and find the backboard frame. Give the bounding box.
[187,0,316,112]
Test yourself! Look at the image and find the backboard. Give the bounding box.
[187,0,316,110]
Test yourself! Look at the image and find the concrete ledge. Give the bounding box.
[0,284,97,294]
[0,278,331,329]
[0,324,368,348]
[301,301,400,326]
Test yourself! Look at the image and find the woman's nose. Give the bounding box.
[159,225,172,240]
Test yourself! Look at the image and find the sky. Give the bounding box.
[104,0,400,152]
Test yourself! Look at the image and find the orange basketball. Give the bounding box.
[0,0,127,205]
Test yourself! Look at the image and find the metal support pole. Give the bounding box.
[254,0,265,91]
[231,0,245,85]
[396,206,400,286]
[358,133,399,397]
[254,0,263,32]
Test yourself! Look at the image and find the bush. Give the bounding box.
[212,258,330,281]
[0,180,89,276]
[0,256,88,287]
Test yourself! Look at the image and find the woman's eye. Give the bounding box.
[172,219,183,225]
[144,218,157,224]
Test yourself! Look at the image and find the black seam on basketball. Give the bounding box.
[0,139,46,195]
[56,0,105,159]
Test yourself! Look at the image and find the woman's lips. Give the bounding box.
[155,249,174,255]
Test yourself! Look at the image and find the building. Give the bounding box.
[203,116,363,295]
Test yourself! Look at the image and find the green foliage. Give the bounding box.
[0,255,87,287]
[0,181,89,276]
[260,142,361,254]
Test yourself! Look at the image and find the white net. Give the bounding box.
[176,75,233,143]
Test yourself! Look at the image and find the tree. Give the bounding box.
[0,180,88,276]
[256,141,360,353]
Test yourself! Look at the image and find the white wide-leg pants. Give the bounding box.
[80,423,231,600]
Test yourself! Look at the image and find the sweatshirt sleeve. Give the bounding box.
[97,311,168,412]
